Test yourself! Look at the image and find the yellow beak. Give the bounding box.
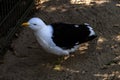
[21,22,30,27]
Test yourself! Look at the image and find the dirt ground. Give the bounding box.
[0,0,120,80]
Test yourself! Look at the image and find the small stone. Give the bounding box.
[82,70,87,74]
[113,24,119,27]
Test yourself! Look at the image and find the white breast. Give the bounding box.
[34,26,55,47]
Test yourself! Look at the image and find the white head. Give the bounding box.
[21,17,46,31]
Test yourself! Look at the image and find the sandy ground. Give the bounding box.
[0,0,120,80]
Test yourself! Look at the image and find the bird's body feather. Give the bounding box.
[22,18,97,55]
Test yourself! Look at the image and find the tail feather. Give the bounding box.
[87,35,97,41]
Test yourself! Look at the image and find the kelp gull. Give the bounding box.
[22,17,97,55]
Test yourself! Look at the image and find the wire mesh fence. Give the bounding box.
[0,0,35,56]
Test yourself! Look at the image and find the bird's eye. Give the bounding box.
[33,24,37,25]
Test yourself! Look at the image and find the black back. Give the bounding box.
[51,23,96,49]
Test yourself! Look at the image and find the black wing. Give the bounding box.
[51,23,96,49]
